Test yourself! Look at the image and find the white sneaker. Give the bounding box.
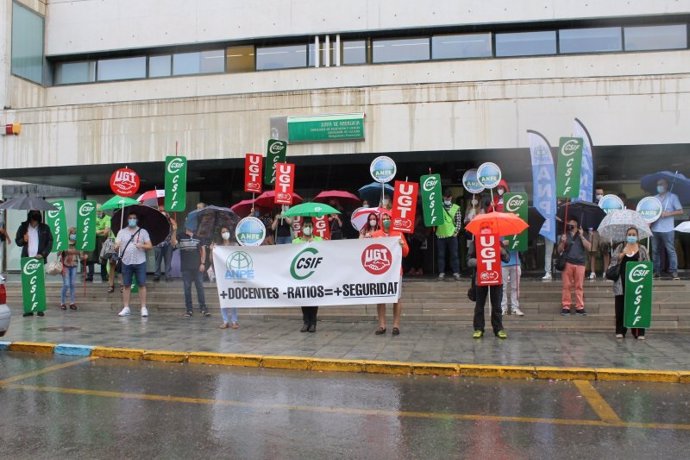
[501,309,507,316]
[589,272,596,280]
[512,308,525,316]
[438,273,445,280]
[542,272,552,281]
[453,273,461,281]
[118,306,131,317]
[141,306,149,317]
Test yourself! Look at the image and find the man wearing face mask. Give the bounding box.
[652,178,683,280]
[171,222,209,318]
[557,217,591,316]
[15,210,53,317]
[292,219,322,332]
[115,212,153,317]
[436,190,462,281]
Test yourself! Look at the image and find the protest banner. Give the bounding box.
[391,180,418,233]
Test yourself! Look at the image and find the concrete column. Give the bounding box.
[325,35,330,67]
[314,36,320,68]
[335,34,341,66]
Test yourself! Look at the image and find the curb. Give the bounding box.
[1,341,687,384]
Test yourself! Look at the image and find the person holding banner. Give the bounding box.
[213,226,240,329]
[558,217,591,316]
[16,210,53,317]
[272,210,293,245]
[609,227,650,339]
[436,190,462,281]
[293,219,322,333]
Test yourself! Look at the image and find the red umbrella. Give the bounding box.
[351,207,390,231]
[137,189,165,202]
[230,199,255,217]
[314,190,361,205]
[253,191,303,208]
[465,212,528,237]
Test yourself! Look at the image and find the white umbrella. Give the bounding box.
[675,221,690,233]
[350,206,389,231]
[597,209,652,243]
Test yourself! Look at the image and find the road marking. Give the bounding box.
[0,357,97,385]
[6,382,690,431]
[573,380,622,423]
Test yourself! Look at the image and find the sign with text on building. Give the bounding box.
[624,261,653,329]
[164,156,187,212]
[556,137,583,198]
[287,113,365,143]
[503,193,528,252]
[45,200,68,252]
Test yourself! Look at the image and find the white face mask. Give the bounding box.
[497,189,504,196]
[595,194,604,201]
[302,226,313,236]
[221,232,230,240]
[369,220,377,227]
[471,199,478,206]
[443,200,452,206]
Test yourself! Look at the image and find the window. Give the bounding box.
[432,33,492,59]
[173,50,225,75]
[624,24,687,51]
[227,45,254,73]
[54,61,96,85]
[559,27,622,54]
[372,37,430,63]
[97,56,146,81]
[308,42,335,67]
[149,55,171,78]
[342,40,367,65]
[256,44,307,70]
[496,31,557,57]
[11,2,44,84]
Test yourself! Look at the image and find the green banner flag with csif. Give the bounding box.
[504,193,528,252]
[45,200,68,252]
[420,174,444,227]
[556,137,583,198]
[624,261,653,329]
[165,156,187,212]
[21,257,47,314]
[76,200,97,252]
[264,139,287,185]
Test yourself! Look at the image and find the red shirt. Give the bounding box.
[371,229,410,258]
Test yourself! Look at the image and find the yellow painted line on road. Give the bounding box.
[573,380,622,424]
[0,357,97,385]
[5,382,690,432]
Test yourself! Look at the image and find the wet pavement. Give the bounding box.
[1,352,689,459]
[2,310,690,370]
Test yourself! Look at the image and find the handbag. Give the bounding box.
[605,263,620,281]
[100,238,116,260]
[46,257,63,276]
[555,252,567,271]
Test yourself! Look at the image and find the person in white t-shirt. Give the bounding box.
[652,178,683,280]
[115,211,153,317]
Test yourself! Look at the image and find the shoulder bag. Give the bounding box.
[114,229,141,273]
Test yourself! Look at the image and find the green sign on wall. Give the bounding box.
[288,113,365,143]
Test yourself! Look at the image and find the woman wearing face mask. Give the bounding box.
[486,180,509,213]
[293,219,322,332]
[608,227,650,339]
[214,227,240,329]
[359,212,380,239]
[60,227,85,311]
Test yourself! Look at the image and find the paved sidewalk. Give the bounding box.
[2,309,689,371]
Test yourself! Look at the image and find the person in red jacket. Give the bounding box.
[486,179,510,213]
[372,212,409,336]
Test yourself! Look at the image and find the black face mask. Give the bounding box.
[567,225,575,231]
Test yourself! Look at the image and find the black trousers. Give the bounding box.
[301,306,318,325]
[474,285,504,335]
[614,295,645,337]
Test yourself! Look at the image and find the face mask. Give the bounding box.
[497,189,505,196]
[382,220,391,231]
[626,235,638,244]
[657,185,666,194]
[443,200,452,206]
[302,226,313,236]
[128,219,137,228]
[471,199,478,206]
[69,234,76,241]
[369,220,377,227]
[595,194,603,201]
[221,232,230,240]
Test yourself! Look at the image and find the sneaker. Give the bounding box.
[437,273,445,281]
[512,308,525,316]
[201,310,211,317]
[141,306,149,317]
[118,306,131,317]
[672,272,680,280]
[653,272,661,279]
[183,311,193,318]
[542,272,552,281]
[501,308,507,316]
[472,330,484,339]
[576,309,587,316]
[615,334,624,339]
[589,272,596,280]
[453,273,461,281]
[496,330,508,339]
[560,308,570,316]
[637,336,646,340]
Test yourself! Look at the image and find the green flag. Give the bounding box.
[420,174,444,227]
[45,200,68,252]
[624,261,653,329]
[264,139,287,185]
[76,200,97,252]
[165,156,187,212]
[504,193,528,252]
[556,137,583,198]
[21,257,46,314]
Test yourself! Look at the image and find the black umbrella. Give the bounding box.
[527,207,546,242]
[112,205,171,246]
[184,205,240,241]
[0,196,57,211]
[557,201,606,231]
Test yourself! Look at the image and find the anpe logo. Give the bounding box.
[422,176,438,192]
[561,139,580,156]
[505,195,525,212]
[79,202,95,217]
[235,217,266,246]
[361,244,392,275]
[167,157,185,174]
[370,156,396,183]
[290,247,323,280]
[23,259,42,276]
[225,251,254,280]
[628,263,650,283]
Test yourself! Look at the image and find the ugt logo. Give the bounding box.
[361,244,392,275]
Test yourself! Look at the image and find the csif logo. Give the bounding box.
[167,157,185,174]
[23,259,42,276]
[422,176,438,192]
[291,247,323,280]
[269,141,286,155]
[47,202,62,219]
[79,202,95,217]
[560,139,580,157]
[628,263,651,283]
[505,196,525,213]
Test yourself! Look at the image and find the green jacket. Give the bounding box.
[436,204,459,238]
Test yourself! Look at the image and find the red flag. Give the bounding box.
[244,153,263,193]
[313,216,331,240]
[274,163,295,205]
[291,215,303,238]
[391,180,418,233]
[475,229,502,286]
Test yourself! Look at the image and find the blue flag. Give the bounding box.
[572,118,594,203]
[528,130,556,242]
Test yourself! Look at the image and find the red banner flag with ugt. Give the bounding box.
[244,153,263,193]
[391,180,418,233]
[274,163,295,205]
[475,229,502,286]
[313,215,331,240]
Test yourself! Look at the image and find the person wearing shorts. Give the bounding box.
[115,212,152,317]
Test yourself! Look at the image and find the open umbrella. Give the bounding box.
[358,182,394,206]
[137,189,165,202]
[350,207,390,231]
[597,209,652,243]
[283,202,340,218]
[314,190,361,205]
[230,199,255,217]
[465,212,528,237]
[527,207,546,241]
[640,171,690,204]
[557,201,606,231]
[0,196,56,211]
[254,191,303,208]
[112,205,171,246]
[674,221,690,233]
[185,205,240,241]
[100,195,140,211]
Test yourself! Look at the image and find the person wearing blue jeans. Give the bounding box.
[214,227,240,328]
[651,178,683,280]
[60,227,83,311]
[172,226,208,317]
[436,190,462,281]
